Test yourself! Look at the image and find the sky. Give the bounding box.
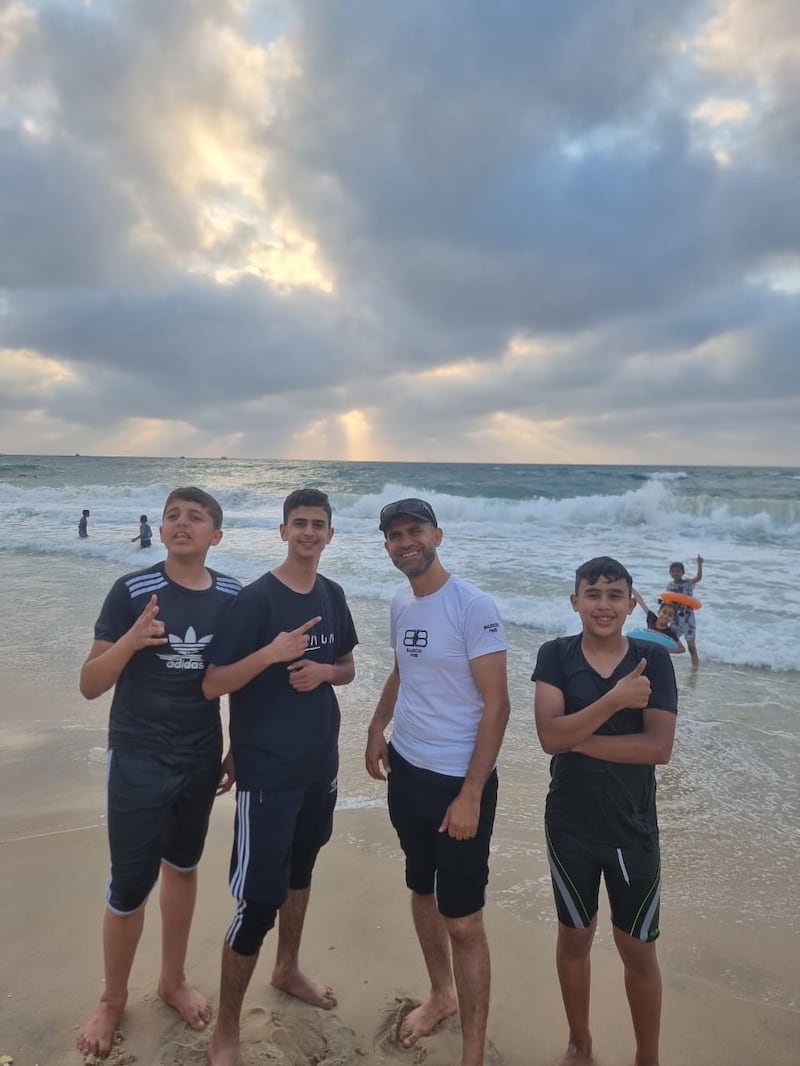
[1,0,799,465]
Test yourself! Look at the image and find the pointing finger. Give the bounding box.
[294,616,322,635]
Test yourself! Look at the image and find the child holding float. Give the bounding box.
[666,555,704,666]
[630,588,685,654]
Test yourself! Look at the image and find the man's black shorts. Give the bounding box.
[106,746,220,914]
[387,744,497,919]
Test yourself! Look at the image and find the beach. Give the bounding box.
[2,665,799,1065]
[3,775,799,1066]
[1,455,799,1063]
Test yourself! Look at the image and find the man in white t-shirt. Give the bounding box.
[366,498,510,1066]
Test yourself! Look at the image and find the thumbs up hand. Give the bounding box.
[613,658,651,709]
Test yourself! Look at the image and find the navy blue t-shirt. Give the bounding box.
[532,634,678,847]
[207,571,358,789]
[95,561,241,759]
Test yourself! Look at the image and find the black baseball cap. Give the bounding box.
[379,498,438,533]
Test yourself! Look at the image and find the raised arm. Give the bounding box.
[202,615,321,698]
[441,650,511,840]
[79,594,167,699]
[688,554,704,585]
[365,658,400,781]
[632,587,650,615]
[570,707,676,765]
[534,659,651,755]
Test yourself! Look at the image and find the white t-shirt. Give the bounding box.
[389,574,508,777]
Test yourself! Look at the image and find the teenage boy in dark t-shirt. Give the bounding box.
[76,488,241,1060]
[533,556,678,1066]
[203,488,357,1066]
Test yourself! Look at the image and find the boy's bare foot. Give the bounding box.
[158,978,213,1029]
[271,966,337,1009]
[557,1041,594,1065]
[76,999,125,1058]
[207,1026,242,1066]
[398,992,458,1048]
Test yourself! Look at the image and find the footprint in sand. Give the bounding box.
[373,995,503,1066]
[158,1000,361,1065]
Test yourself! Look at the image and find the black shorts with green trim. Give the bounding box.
[545,822,662,942]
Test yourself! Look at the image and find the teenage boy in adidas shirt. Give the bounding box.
[202,488,357,1066]
[533,556,678,1066]
[76,487,241,1060]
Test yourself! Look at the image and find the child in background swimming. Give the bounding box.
[632,589,685,654]
[667,555,704,666]
[131,514,153,549]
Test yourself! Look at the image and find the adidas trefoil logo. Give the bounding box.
[156,626,213,670]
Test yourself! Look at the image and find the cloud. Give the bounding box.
[0,0,798,463]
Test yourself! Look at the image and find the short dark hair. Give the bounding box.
[82,509,90,517]
[162,487,223,529]
[574,556,633,593]
[283,488,332,524]
[139,514,148,523]
[669,561,685,572]
[657,599,677,619]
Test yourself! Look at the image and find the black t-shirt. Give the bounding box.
[532,634,678,847]
[96,561,242,759]
[207,571,358,789]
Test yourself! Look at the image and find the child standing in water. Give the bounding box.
[667,555,704,666]
[132,514,152,549]
[78,509,90,538]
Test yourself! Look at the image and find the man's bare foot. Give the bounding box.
[398,992,458,1048]
[207,1026,242,1066]
[557,1041,594,1065]
[76,999,125,1058]
[271,966,337,1009]
[158,978,213,1029]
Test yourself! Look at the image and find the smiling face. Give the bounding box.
[160,497,223,555]
[280,505,333,562]
[656,601,677,628]
[383,516,442,578]
[570,575,635,639]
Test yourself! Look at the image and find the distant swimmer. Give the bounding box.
[132,514,153,549]
[78,509,90,538]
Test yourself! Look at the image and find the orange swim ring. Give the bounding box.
[661,590,702,610]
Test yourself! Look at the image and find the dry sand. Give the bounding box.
[2,799,798,1066]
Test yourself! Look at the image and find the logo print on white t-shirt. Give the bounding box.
[403,629,428,657]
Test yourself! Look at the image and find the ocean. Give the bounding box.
[1,455,798,1011]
